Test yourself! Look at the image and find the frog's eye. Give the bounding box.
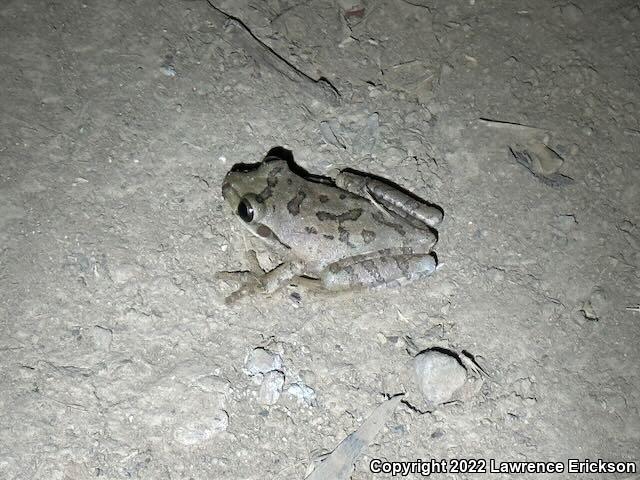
[237,197,255,223]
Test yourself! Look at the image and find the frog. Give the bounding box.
[218,151,443,304]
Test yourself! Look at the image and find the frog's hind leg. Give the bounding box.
[319,250,438,292]
[335,170,443,228]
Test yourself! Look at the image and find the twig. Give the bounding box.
[204,1,340,106]
[478,117,547,132]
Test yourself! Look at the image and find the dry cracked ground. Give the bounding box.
[1,0,639,479]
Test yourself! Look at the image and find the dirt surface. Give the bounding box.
[1,0,639,478]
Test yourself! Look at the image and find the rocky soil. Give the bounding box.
[1,0,638,478]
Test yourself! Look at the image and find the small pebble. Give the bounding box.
[244,348,283,377]
[553,214,577,233]
[161,64,177,77]
[258,370,285,405]
[195,375,231,396]
[558,3,584,23]
[413,349,467,407]
[91,325,112,351]
[173,410,229,445]
[287,382,317,406]
[581,287,607,321]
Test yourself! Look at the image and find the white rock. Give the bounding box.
[90,325,112,351]
[173,409,229,445]
[258,370,285,405]
[194,375,231,396]
[160,64,177,77]
[287,382,317,406]
[413,350,467,407]
[110,263,140,284]
[244,348,283,377]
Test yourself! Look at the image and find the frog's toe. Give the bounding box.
[224,281,266,304]
[224,289,244,305]
[215,270,258,285]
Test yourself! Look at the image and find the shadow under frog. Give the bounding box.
[218,147,443,304]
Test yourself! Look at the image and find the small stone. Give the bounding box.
[488,267,505,283]
[173,410,229,445]
[581,287,607,321]
[244,348,283,377]
[558,3,584,23]
[201,225,215,239]
[195,375,231,396]
[258,370,285,405]
[110,263,140,284]
[553,214,577,233]
[504,56,518,66]
[569,144,580,156]
[90,325,112,351]
[287,382,317,406]
[161,64,176,77]
[412,349,467,407]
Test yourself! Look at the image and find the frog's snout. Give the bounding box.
[221,179,239,207]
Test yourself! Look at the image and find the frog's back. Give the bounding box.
[273,180,436,273]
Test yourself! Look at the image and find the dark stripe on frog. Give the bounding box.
[256,224,273,238]
[256,166,282,202]
[323,234,334,240]
[393,255,412,278]
[267,166,282,186]
[318,194,329,203]
[256,185,272,203]
[361,229,376,244]
[372,211,406,236]
[338,226,355,248]
[316,208,363,223]
[287,190,307,216]
[305,226,318,234]
[361,259,385,285]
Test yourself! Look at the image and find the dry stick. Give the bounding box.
[477,117,548,132]
[306,394,404,480]
[204,0,341,106]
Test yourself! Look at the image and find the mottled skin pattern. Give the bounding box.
[220,157,442,302]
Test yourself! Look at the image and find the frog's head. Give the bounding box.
[221,158,288,243]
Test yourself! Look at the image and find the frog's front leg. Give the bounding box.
[316,249,437,292]
[334,170,443,228]
[215,249,263,285]
[223,259,305,304]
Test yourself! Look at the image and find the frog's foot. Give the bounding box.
[215,250,266,296]
[319,251,437,291]
[223,278,265,305]
[222,260,306,304]
[214,270,261,304]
